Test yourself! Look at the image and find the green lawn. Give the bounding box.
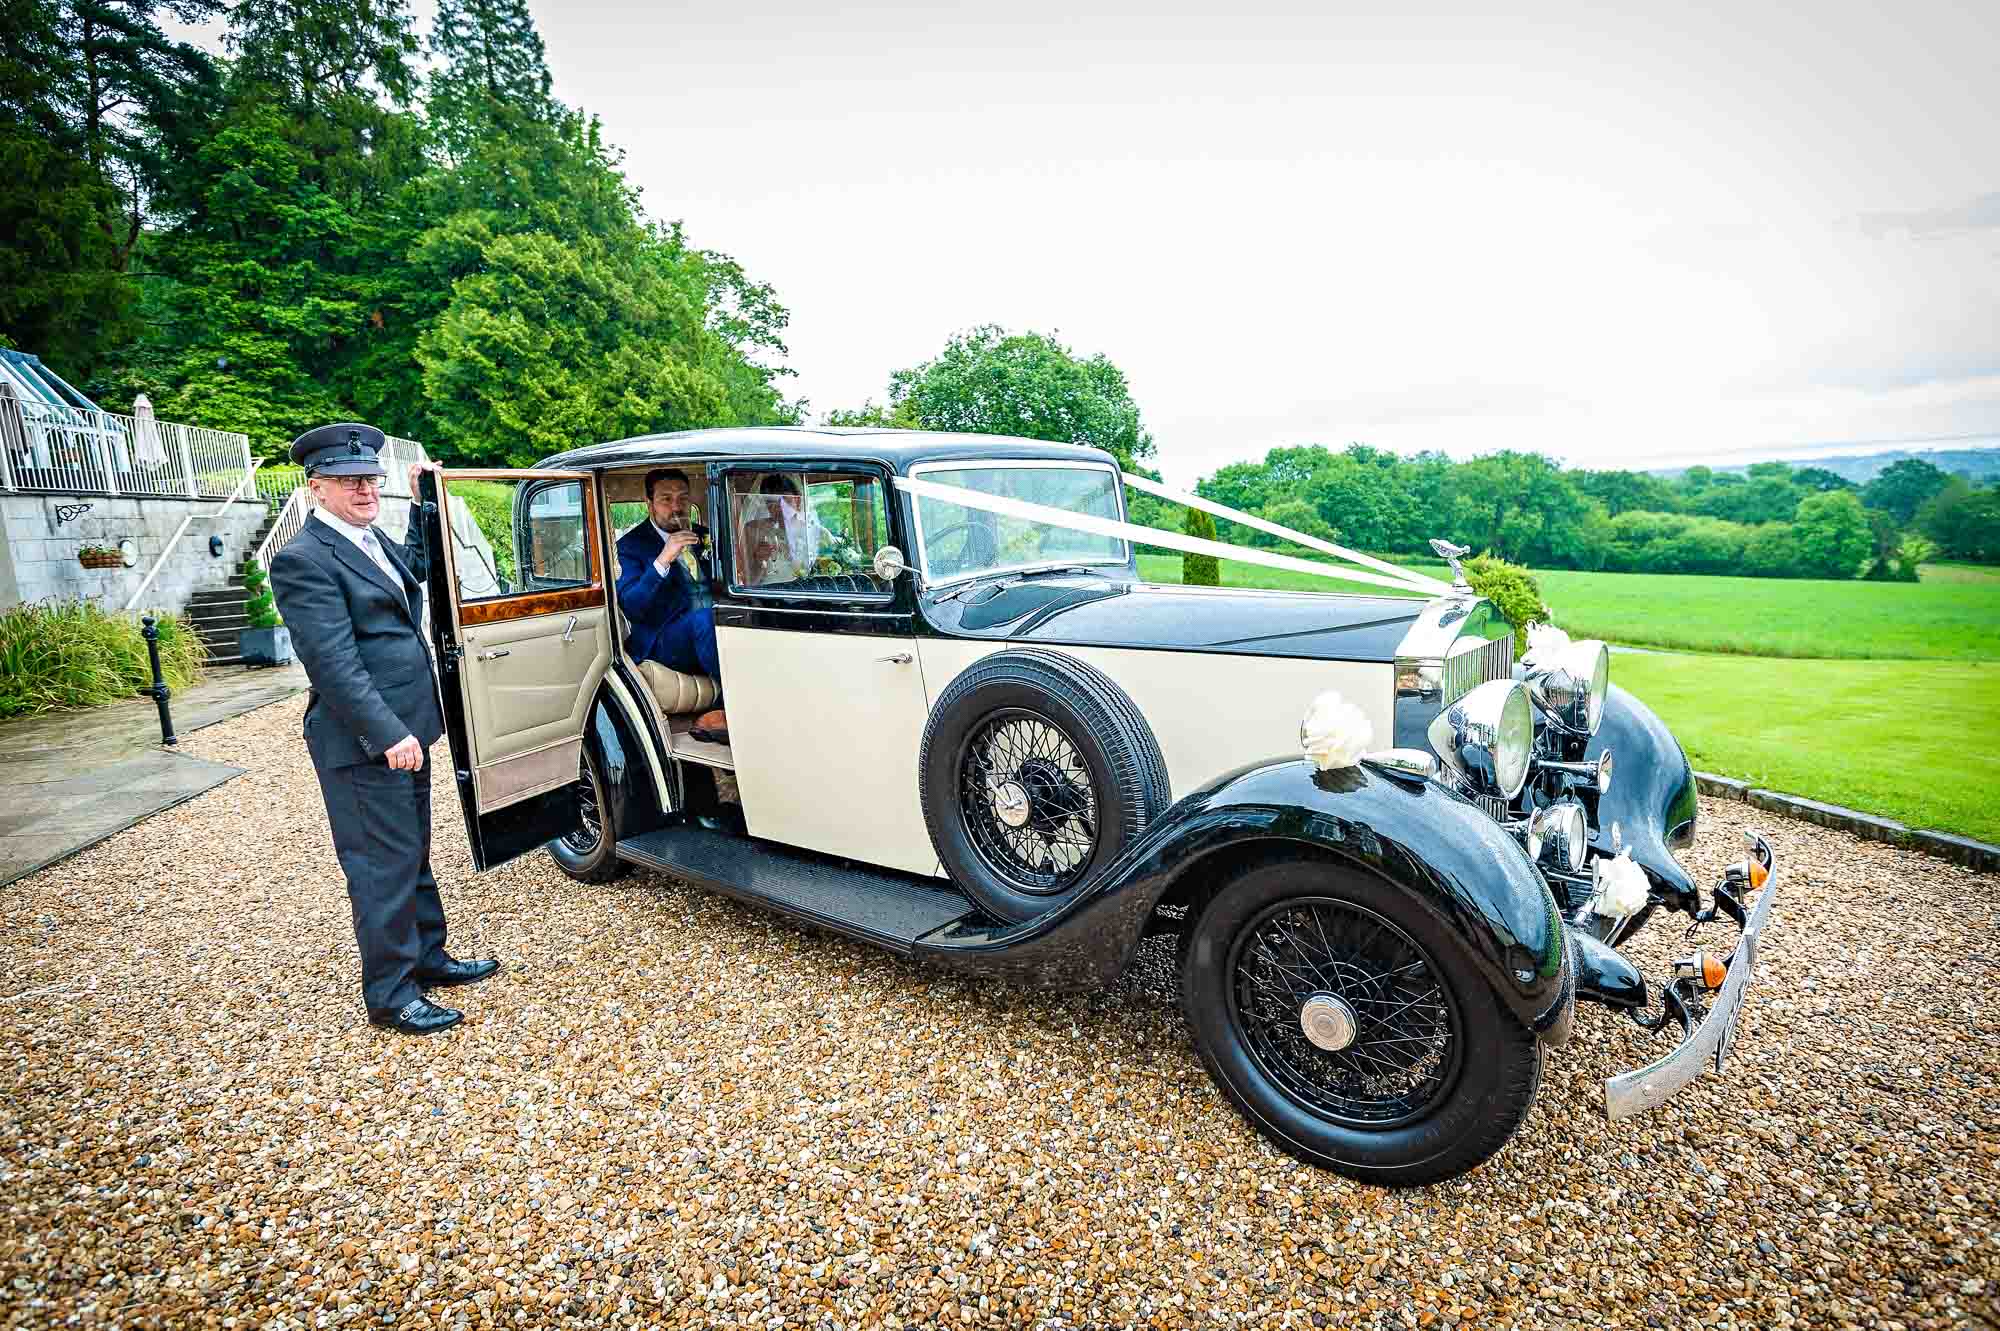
[1533,569,2000,660]
[1140,551,2000,660]
[1612,652,2000,844]
[1135,551,1447,597]
[1919,560,2000,585]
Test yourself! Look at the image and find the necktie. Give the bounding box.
[362,530,407,610]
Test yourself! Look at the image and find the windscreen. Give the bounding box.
[913,464,1127,583]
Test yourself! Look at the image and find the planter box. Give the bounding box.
[78,551,122,569]
[239,625,293,666]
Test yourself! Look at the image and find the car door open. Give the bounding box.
[420,469,613,870]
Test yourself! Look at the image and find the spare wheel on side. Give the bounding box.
[919,647,1170,924]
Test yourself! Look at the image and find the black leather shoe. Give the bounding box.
[413,955,499,988]
[368,996,463,1035]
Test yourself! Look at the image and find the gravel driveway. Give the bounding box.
[3,695,1994,1330]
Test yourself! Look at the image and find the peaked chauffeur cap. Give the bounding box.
[291,422,388,477]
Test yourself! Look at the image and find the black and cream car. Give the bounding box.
[418,428,1777,1186]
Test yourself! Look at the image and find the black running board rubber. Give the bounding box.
[615,824,980,952]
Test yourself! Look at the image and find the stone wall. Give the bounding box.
[0,493,272,615]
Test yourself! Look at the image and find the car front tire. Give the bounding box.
[1179,858,1541,1186]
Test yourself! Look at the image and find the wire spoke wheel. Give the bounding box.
[1228,897,1463,1128]
[958,709,1100,894]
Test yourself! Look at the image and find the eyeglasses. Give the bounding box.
[320,475,384,493]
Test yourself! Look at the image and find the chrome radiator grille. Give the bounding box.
[1441,633,1516,706]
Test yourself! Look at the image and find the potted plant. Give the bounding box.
[237,555,291,666]
[77,543,123,569]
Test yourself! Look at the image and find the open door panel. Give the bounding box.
[419,469,613,870]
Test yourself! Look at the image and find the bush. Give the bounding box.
[1463,554,1547,652]
[241,555,281,629]
[1182,506,1220,586]
[1743,523,1802,577]
[0,601,205,719]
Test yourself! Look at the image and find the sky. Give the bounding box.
[179,1,2000,488]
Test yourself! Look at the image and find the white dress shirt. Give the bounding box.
[314,506,407,608]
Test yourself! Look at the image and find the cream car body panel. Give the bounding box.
[716,623,939,875]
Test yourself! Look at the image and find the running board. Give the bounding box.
[615,824,979,953]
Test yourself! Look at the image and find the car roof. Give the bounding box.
[535,426,1120,474]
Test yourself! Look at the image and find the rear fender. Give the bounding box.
[584,680,669,843]
[915,757,1572,1040]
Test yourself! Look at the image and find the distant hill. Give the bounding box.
[1649,446,2000,486]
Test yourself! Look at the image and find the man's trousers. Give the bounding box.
[312,750,448,1012]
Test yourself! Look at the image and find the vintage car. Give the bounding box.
[416,428,1777,1186]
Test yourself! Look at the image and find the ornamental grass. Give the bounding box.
[0,600,205,719]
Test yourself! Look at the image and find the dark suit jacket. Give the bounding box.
[270,512,446,771]
[614,522,712,664]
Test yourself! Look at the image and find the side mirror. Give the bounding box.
[872,545,907,581]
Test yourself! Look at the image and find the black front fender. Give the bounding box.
[1587,682,1698,912]
[914,757,1572,1041]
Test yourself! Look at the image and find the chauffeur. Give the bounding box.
[268,422,498,1035]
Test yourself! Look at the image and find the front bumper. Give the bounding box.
[1603,834,1779,1119]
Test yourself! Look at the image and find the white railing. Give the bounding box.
[0,398,253,499]
[255,483,315,570]
[127,460,263,611]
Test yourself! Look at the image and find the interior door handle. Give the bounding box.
[477,648,511,661]
[877,653,913,664]
[562,614,578,644]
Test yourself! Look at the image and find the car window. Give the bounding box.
[913,463,1126,583]
[450,477,593,601]
[727,471,892,595]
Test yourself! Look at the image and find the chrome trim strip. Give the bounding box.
[1603,861,1780,1119]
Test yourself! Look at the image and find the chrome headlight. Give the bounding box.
[1529,799,1589,873]
[1525,639,1610,735]
[1427,679,1533,801]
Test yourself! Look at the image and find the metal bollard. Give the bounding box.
[141,614,177,747]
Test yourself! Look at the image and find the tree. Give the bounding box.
[1791,491,1872,578]
[822,400,910,428]
[1791,466,1855,493]
[887,325,1154,468]
[57,0,224,271]
[1255,497,1335,547]
[1182,506,1220,586]
[226,0,419,111]
[417,229,732,466]
[1743,523,1802,578]
[1689,474,1801,524]
[1862,458,1949,525]
[1449,452,1588,565]
[430,0,549,108]
[1920,483,2000,562]
[1572,468,1680,516]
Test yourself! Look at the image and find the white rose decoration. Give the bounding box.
[1592,849,1651,920]
[1299,691,1374,771]
[1524,620,1571,666]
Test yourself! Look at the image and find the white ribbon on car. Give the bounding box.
[890,471,1452,597]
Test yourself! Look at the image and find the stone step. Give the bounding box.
[188,588,249,605]
[190,610,250,629]
[203,653,245,667]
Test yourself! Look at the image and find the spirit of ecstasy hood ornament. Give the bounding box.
[1429,538,1472,591]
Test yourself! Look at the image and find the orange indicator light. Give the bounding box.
[1748,859,1770,889]
[1700,952,1728,991]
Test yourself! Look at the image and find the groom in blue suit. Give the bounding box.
[615,467,727,740]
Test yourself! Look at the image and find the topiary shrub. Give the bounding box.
[1463,553,1548,653]
[240,555,281,629]
[1182,507,1221,586]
